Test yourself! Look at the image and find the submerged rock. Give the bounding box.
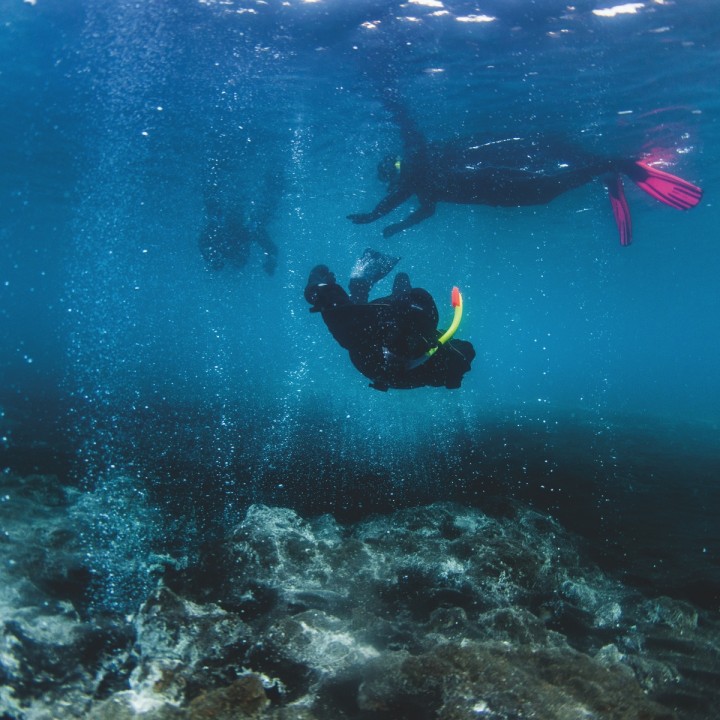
[3,488,719,719]
[0,472,135,718]
[357,641,675,720]
[187,675,269,719]
[127,586,252,706]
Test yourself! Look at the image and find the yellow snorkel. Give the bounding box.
[427,286,463,358]
[408,286,463,369]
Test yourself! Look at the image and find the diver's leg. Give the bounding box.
[392,272,412,296]
[254,226,278,275]
[348,248,401,303]
[348,278,372,305]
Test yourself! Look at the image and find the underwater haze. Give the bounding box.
[1,1,720,718]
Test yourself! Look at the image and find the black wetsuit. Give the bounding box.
[305,266,475,391]
[199,206,278,275]
[348,100,635,238]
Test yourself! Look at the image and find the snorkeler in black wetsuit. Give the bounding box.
[347,98,702,246]
[199,193,278,275]
[305,249,475,391]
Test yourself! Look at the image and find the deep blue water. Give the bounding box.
[1,0,719,618]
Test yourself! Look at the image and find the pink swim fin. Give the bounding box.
[605,174,632,246]
[627,161,703,210]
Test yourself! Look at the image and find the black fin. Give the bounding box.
[350,248,401,284]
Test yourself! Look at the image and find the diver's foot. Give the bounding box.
[350,248,400,284]
[392,272,412,296]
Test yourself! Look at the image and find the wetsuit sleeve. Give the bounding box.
[382,200,436,238]
[347,186,414,224]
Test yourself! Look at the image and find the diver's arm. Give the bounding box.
[381,90,426,154]
[347,186,413,225]
[382,201,436,238]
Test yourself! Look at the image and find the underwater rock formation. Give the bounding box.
[1,471,719,719]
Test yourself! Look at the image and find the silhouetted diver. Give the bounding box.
[305,249,475,391]
[199,193,278,275]
[348,102,702,246]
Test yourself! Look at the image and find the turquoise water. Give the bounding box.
[0,2,719,716]
[3,0,719,567]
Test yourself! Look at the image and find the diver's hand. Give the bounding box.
[382,223,403,238]
[347,213,374,225]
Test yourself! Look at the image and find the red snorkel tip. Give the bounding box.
[451,286,461,307]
